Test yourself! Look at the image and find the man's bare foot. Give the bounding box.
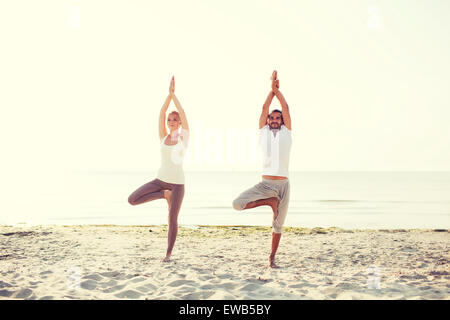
[164,190,172,211]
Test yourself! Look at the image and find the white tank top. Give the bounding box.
[156,129,189,184]
[259,125,292,177]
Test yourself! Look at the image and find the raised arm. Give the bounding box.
[259,91,275,129]
[159,77,175,140]
[272,71,291,130]
[170,77,189,131]
[260,71,282,129]
[171,94,189,131]
[159,94,171,140]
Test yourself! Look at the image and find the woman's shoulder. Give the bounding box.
[179,129,189,147]
[180,128,189,135]
[180,129,189,139]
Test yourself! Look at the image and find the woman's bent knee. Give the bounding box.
[128,195,136,206]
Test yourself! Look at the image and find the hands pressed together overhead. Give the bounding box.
[268,70,291,130]
[169,76,175,96]
[271,70,280,94]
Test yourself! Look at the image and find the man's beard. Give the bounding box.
[269,122,280,129]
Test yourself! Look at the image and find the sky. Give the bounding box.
[1,0,450,182]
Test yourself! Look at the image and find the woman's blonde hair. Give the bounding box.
[168,111,180,121]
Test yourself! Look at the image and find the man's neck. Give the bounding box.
[271,128,280,137]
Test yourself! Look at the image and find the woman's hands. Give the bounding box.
[169,76,175,97]
[168,76,189,131]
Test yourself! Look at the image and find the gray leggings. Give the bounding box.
[128,178,185,254]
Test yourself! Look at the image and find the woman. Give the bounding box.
[128,76,189,262]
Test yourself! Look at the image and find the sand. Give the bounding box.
[0,225,449,300]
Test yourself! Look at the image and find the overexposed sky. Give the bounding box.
[1,0,450,180]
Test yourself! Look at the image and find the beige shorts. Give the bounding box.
[232,178,290,233]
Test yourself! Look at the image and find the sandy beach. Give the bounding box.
[0,225,448,300]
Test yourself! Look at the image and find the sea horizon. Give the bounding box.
[2,171,449,229]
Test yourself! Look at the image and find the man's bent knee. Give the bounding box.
[232,199,245,211]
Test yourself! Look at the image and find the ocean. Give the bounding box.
[2,171,450,229]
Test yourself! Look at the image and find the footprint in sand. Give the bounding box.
[114,290,142,299]
[129,276,147,283]
[15,288,33,299]
[99,279,118,288]
[200,284,215,290]
[335,282,361,291]
[321,287,340,299]
[239,283,263,292]
[288,282,312,289]
[39,270,53,279]
[216,282,240,290]
[136,283,157,293]
[80,279,98,290]
[100,271,122,278]
[82,273,103,281]
[0,289,14,298]
[208,290,238,300]
[102,284,126,293]
[216,273,234,280]
[419,285,432,291]
[181,291,215,299]
[167,279,196,287]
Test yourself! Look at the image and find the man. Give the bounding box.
[232,70,292,268]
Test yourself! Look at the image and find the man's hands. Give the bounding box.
[270,70,291,130]
[271,70,279,94]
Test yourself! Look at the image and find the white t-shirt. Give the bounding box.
[156,129,189,184]
[258,125,292,177]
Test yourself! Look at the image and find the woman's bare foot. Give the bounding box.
[162,253,172,262]
[164,190,172,211]
[269,256,280,268]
